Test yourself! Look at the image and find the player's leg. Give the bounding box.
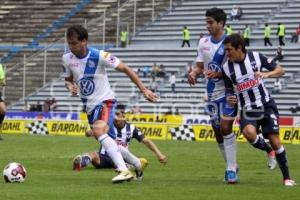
[263,102,296,186]
[220,98,238,184]
[0,100,6,140]
[118,145,148,180]
[207,101,226,162]
[73,152,96,171]
[89,101,133,182]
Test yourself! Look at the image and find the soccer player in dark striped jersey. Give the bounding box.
[73,105,168,180]
[222,34,296,186]
[188,7,238,184]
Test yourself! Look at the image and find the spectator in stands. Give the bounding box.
[35,101,43,112]
[169,72,176,93]
[225,25,233,35]
[50,98,57,111]
[181,26,190,47]
[43,99,51,112]
[264,23,273,46]
[272,46,284,63]
[230,5,239,21]
[277,23,285,46]
[291,24,300,43]
[142,65,150,78]
[157,64,166,78]
[236,6,243,20]
[243,25,251,46]
[150,76,158,93]
[120,30,128,48]
[271,78,283,94]
[289,96,300,113]
[0,63,6,139]
[151,63,160,78]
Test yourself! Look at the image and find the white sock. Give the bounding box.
[118,145,141,170]
[98,134,128,171]
[223,133,237,171]
[218,143,227,163]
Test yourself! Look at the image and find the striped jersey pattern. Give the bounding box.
[222,51,277,110]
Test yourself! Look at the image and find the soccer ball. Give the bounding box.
[3,162,26,183]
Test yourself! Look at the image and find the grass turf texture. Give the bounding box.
[0,134,299,200]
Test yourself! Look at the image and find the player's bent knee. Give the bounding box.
[92,120,109,138]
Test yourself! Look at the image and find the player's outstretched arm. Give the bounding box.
[142,138,168,165]
[255,65,285,79]
[116,62,158,102]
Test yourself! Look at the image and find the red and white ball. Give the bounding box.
[3,162,26,183]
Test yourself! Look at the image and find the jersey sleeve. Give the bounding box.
[132,126,144,142]
[100,51,121,69]
[195,39,204,62]
[259,53,277,71]
[61,55,71,78]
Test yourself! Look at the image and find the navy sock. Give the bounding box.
[251,136,272,153]
[276,150,290,180]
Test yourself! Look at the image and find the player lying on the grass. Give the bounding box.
[73,104,168,180]
[222,34,296,186]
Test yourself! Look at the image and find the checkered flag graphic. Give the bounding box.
[170,125,195,141]
[26,120,49,135]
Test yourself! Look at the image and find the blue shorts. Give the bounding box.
[87,99,117,139]
[206,96,237,129]
[239,99,279,137]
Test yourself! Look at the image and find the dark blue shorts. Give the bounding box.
[94,153,115,169]
[240,99,279,137]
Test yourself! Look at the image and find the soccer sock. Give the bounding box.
[218,143,227,163]
[81,154,91,168]
[223,133,237,171]
[275,146,290,180]
[98,134,128,171]
[251,135,273,154]
[118,145,141,170]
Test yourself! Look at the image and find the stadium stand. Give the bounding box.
[3,0,300,116]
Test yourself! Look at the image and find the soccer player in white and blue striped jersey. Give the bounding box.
[62,25,157,183]
[188,8,238,184]
[222,34,296,186]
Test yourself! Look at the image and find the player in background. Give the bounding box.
[62,25,157,183]
[188,8,238,183]
[222,34,296,186]
[0,63,6,140]
[73,104,168,180]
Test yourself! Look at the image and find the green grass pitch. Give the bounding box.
[0,134,299,200]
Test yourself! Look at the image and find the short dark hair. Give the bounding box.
[67,25,88,41]
[116,104,126,111]
[206,7,227,27]
[223,34,246,53]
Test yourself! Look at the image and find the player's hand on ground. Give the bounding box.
[143,89,158,102]
[226,95,238,107]
[187,71,197,86]
[158,154,168,165]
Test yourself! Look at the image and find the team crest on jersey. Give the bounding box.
[217,46,224,55]
[208,61,221,82]
[87,60,96,68]
[250,61,257,71]
[77,78,95,96]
